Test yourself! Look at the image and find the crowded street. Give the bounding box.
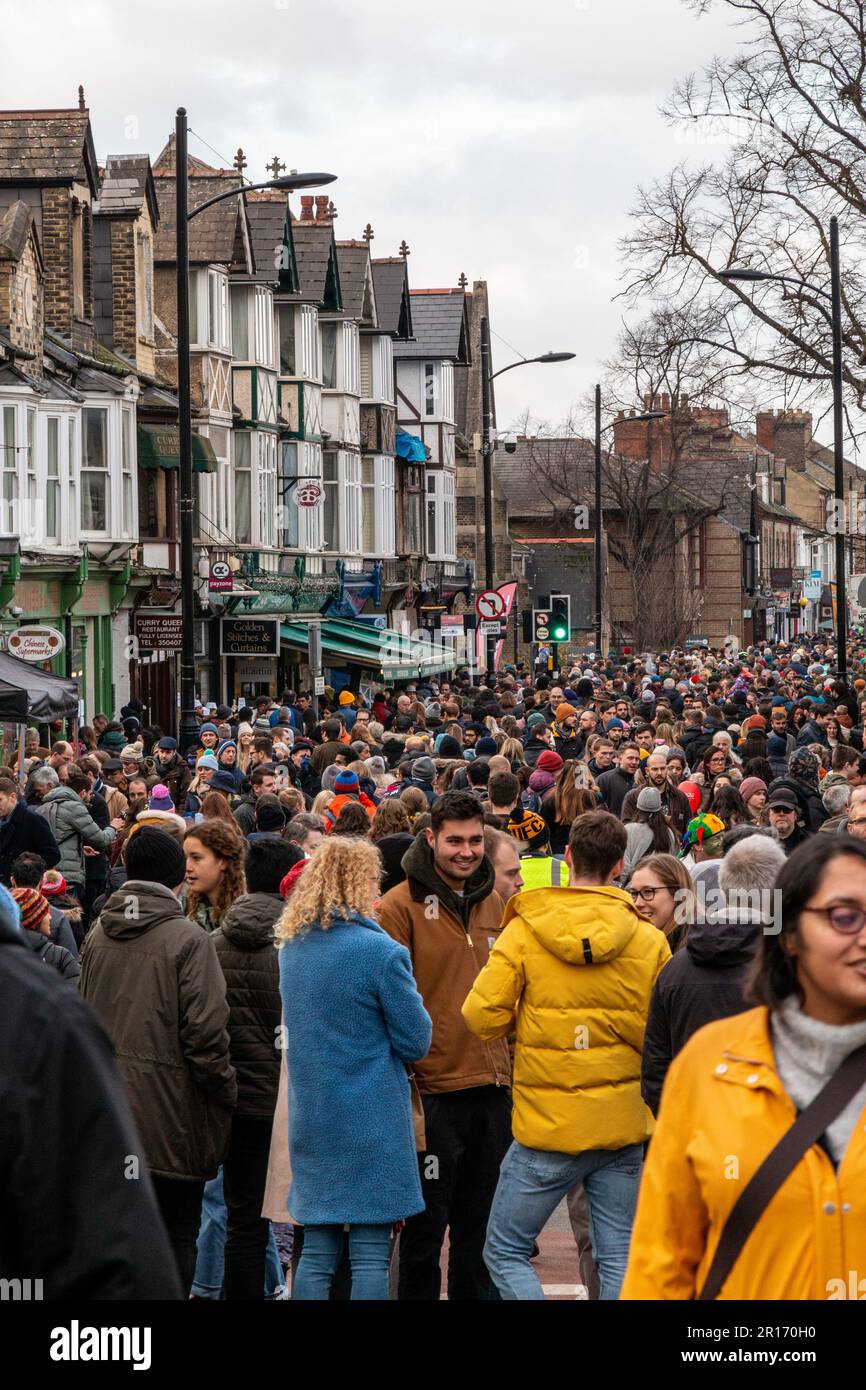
[4,0,866,1373]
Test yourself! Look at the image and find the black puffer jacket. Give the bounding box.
[213,892,283,1116]
[641,905,764,1116]
[80,880,237,1179]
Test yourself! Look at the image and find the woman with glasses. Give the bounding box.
[626,854,694,954]
[623,834,866,1300]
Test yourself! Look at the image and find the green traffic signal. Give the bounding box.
[551,623,567,640]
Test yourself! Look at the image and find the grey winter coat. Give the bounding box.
[36,786,116,887]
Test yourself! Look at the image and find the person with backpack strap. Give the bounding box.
[622,833,866,1300]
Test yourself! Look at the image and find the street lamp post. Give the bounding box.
[719,216,848,682]
[593,391,664,659]
[174,106,335,751]
[479,315,574,676]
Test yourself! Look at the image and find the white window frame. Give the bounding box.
[300,305,319,380]
[425,468,456,561]
[343,321,359,396]
[45,414,61,545]
[256,432,278,548]
[1,402,19,537]
[121,405,135,539]
[234,431,252,545]
[255,286,275,368]
[375,455,395,556]
[81,404,111,538]
[206,267,230,351]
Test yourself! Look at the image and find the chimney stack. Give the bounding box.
[300,196,314,221]
[315,195,330,221]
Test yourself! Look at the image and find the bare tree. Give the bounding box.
[519,310,755,647]
[621,0,866,433]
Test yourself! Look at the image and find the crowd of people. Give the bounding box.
[3,632,866,1301]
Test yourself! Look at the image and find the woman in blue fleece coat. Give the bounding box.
[276,835,431,1300]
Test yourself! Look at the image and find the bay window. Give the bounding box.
[257,433,278,547]
[121,407,134,537]
[425,469,456,560]
[234,432,252,544]
[231,287,250,360]
[207,269,229,350]
[46,416,60,544]
[278,305,296,375]
[255,287,274,367]
[2,406,16,532]
[322,450,339,550]
[280,441,299,548]
[82,406,109,534]
[300,305,319,379]
[321,322,338,389]
[361,457,375,552]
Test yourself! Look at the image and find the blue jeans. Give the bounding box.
[293,1224,392,1301]
[484,1140,643,1300]
[192,1170,283,1298]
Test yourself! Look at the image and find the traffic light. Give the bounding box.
[550,593,571,642]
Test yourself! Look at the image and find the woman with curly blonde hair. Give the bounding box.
[184,820,246,932]
[276,836,431,1300]
[499,737,526,770]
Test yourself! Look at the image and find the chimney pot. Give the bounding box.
[300,196,314,220]
[661,392,670,410]
[315,195,330,220]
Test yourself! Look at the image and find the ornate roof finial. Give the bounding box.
[399,239,410,258]
[233,147,248,174]
[266,155,286,179]
[458,272,468,290]
[78,85,86,112]
[327,199,338,220]
[362,223,374,244]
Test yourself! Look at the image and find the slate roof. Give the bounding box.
[0,199,39,262]
[291,220,341,309]
[335,242,375,324]
[153,172,248,267]
[372,258,413,339]
[0,110,98,194]
[244,193,288,286]
[97,154,159,226]
[396,289,470,362]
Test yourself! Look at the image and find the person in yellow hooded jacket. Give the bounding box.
[622,833,866,1301]
[462,809,670,1300]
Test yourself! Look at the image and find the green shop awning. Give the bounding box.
[137,424,218,473]
[279,618,453,679]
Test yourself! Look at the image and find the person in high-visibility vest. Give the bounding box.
[505,806,569,888]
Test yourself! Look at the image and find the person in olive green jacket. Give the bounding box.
[31,768,122,895]
[463,809,670,1301]
[80,827,236,1295]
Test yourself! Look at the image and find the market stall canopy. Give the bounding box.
[279,617,453,679]
[0,649,79,721]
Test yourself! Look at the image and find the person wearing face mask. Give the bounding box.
[624,834,866,1300]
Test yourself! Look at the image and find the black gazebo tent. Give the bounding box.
[0,649,79,722]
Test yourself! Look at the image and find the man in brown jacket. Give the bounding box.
[378,789,512,1300]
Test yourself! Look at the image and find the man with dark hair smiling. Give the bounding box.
[378,789,512,1301]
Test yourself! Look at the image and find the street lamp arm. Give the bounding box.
[188,173,337,221]
[489,352,576,382]
[719,267,832,304]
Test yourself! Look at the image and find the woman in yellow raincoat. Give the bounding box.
[622,834,866,1300]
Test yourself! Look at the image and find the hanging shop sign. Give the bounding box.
[7,625,66,663]
[291,481,325,509]
[220,618,280,657]
[134,614,183,651]
[209,560,233,593]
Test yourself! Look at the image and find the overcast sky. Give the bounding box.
[5,0,744,431]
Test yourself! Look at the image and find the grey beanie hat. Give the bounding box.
[412,756,436,782]
[636,786,662,813]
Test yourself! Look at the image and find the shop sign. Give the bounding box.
[7,625,65,663]
[220,618,279,657]
[134,614,183,650]
[209,560,233,593]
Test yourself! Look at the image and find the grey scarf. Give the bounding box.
[771,996,866,1163]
